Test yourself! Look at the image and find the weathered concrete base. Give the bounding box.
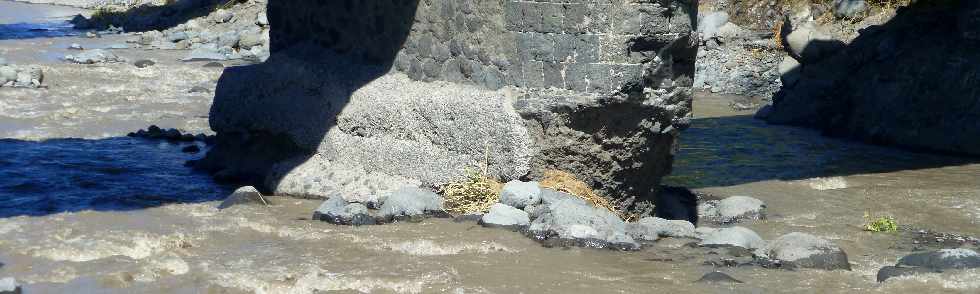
[197,44,691,216]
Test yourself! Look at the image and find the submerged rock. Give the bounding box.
[528,197,638,250]
[134,59,156,68]
[499,181,541,209]
[626,217,697,241]
[65,49,124,64]
[699,196,767,224]
[695,271,743,284]
[761,232,851,270]
[378,187,446,222]
[479,203,530,230]
[313,197,375,226]
[0,277,21,294]
[699,227,765,250]
[218,186,268,209]
[876,266,938,282]
[897,248,980,270]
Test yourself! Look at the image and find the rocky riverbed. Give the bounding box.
[3,0,980,293]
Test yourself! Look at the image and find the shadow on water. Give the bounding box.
[664,114,980,189]
[0,137,233,218]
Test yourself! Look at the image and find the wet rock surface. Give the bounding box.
[65,49,125,64]
[760,232,851,270]
[699,196,767,224]
[695,271,743,284]
[479,203,530,230]
[626,217,697,241]
[699,226,765,250]
[0,63,43,88]
[218,186,268,209]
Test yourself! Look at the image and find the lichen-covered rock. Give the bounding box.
[378,187,446,222]
[312,197,375,226]
[479,203,530,230]
[626,217,697,241]
[699,226,765,250]
[499,181,541,209]
[761,232,851,270]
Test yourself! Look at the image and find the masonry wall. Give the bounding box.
[269,0,697,93]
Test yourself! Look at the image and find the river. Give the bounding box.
[2,1,980,293]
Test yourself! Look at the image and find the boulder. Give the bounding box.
[212,9,234,24]
[834,0,868,19]
[762,232,851,270]
[65,49,124,64]
[134,59,156,68]
[528,197,637,250]
[0,277,21,294]
[378,187,446,222]
[699,226,765,250]
[312,197,375,226]
[479,203,530,230]
[695,272,743,284]
[699,196,767,224]
[499,181,541,209]
[238,29,265,49]
[626,217,697,241]
[897,248,980,270]
[784,23,845,64]
[876,266,938,282]
[69,43,83,50]
[218,186,268,209]
[778,56,802,86]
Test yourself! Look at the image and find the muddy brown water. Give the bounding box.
[3,1,980,292]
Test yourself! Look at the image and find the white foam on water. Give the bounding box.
[804,177,849,190]
[27,231,192,262]
[209,266,451,294]
[377,239,518,256]
[134,253,190,283]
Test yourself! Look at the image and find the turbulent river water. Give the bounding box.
[2,2,980,293]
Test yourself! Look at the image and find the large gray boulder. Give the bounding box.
[0,277,20,294]
[626,217,696,241]
[499,181,541,209]
[479,203,530,230]
[761,232,851,270]
[528,197,638,250]
[312,197,375,226]
[699,227,765,250]
[783,23,844,64]
[378,187,446,222]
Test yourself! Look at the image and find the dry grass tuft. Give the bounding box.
[539,170,635,221]
[441,168,503,215]
[772,20,785,49]
[441,144,503,215]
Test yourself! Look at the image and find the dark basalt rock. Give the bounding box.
[695,271,744,284]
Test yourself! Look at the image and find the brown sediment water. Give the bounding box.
[1,94,979,293]
[3,1,980,291]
